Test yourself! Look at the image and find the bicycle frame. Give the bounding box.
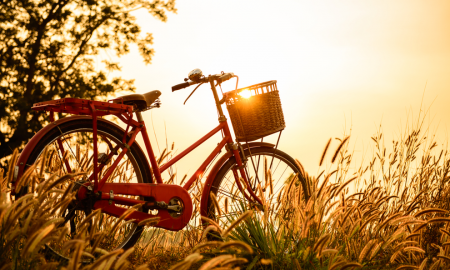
[14,75,264,231]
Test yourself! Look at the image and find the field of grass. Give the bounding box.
[1,117,450,270]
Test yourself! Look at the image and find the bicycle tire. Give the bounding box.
[206,146,309,229]
[19,118,152,262]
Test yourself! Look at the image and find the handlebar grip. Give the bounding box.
[172,82,191,92]
[218,73,234,83]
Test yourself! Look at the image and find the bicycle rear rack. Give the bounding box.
[32,98,133,116]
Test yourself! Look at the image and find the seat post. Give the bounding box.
[136,111,144,122]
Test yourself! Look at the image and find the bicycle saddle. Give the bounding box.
[113,90,161,111]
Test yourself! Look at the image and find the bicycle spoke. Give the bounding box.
[208,147,307,229]
[64,136,82,168]
[216,188,247,203]
[53,140,69,175]
[21,122,149,260]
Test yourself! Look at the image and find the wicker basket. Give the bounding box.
[224,80,285,142]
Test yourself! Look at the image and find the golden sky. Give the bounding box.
[107,0,450,178]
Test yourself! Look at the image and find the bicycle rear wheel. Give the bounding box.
[206,146,309,227]
[19,118,152,262]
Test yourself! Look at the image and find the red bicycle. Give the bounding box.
[11,69,309,260]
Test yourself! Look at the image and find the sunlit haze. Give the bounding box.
[104,0,450,180]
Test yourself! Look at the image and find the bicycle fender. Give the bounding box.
[11,116,151,195]
[199,142,275,218]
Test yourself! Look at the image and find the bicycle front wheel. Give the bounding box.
[207,146,310,227]
[20,118,152,262]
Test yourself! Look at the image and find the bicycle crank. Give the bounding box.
[142,198,184,218]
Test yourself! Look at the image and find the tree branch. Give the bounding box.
[50,15,112,93]
[24,0,71,97]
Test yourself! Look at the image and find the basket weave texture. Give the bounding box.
[225,80,285,142]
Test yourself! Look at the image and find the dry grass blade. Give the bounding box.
[332,136,350,163]
[295,159,306,179]
[395,266,419,270]
[167,260,192,270]
[184,252,205,264]
[61,239,85,256]
[264,156,268,188]
[77,208,102,229]
[210,192,222,216]
[22,224,55,254]
[219,240,253,254]
[168,253,204,270]
[85,249,124,270]
[268,169,273,195]
[317,171,333,200]
[418,258,428,270]
[313,234,330,253]
[4,199,36,232]
[39,172,85,197]
[38,146,49,178]
[426,217,450,224]
[69,240,84,270]
[284,173,298,200]
[7,148,19,184]
[200,216,223,233]
[329,260,347,270]
[339,262,362,269]
[221,210,253,238]
[437,255,450,262]
[0,168,6,192]
[138,217,160,227]
[221,257,248,267]
[260,258,273,265]
[114,247,135,269]
[81,251,96,260]
[335,176,357,196]
[179,174,188,185]
[319,138,332,166]
[403,247,425,253]
[191,241,223,253]
[198,254,233,270]
[201,225,218,240]
[292,258,302,270]
[414,208,447,217]
[224,197,228,214]
[358,239,376,262]
[109,204,141,236]
[15,164,36,193]
[429,260,441,270]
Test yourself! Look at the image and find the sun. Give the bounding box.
[239,89,252,99]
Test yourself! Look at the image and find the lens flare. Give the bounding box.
[239,89,252,99]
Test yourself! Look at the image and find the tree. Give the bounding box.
[0,0,176,165]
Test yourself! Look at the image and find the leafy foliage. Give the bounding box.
[0,0,176,164]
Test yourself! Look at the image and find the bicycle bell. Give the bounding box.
[188,68,202,82]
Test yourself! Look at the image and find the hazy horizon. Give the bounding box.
[101,0,450,180]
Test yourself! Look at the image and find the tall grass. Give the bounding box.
[0,154,151,270]
[2,115,450,270]
[171,118,450,270]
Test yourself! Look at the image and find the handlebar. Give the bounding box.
[172,82,191,91]
[218,72,234,83]
[171,72,235,92]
